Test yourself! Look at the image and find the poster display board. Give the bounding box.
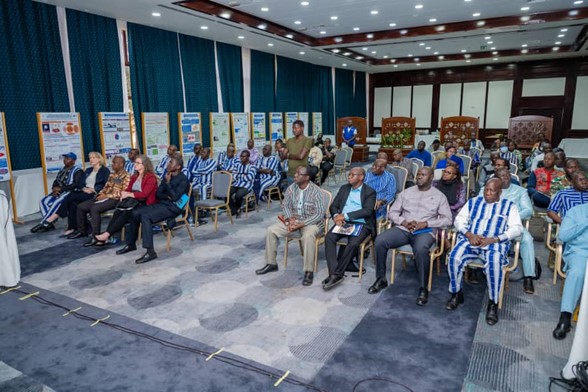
[210,112,231,157]
[178,112,202,157]
[231,112,250,151]
[251,112,267,148]
[0,113,18,221]
[270,112,284,142]
[312,112,322,136]
[141,112,170,163]
[285,112,297,139]
[98,112,133,161]
[298,112,309,135]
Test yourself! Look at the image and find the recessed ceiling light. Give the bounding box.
[353,27,360,31]
[476,20,485,27]
[419,43,425,46]
[574,0,583,4]
[433,51,438,55]
[286,34,294,39]
[332,49,340,53]
[416,63,421,66]
[400,29,408,34]
[429,18,437,22]
[151,12,161,17]
[473,12,480,17]
[383,55,389,58]
[414,57,420,61]
[356,56,363,60]
[521,49,528,53]
[488,41,493,44]
[389,23,397,27]
[301,1,309,5]
[490,47,496,50]
[555,41,562,45]
[464,0,472,2]
[466,60,471,63]
[436,25,446,31]
[408,54,413,57]
[367,34,374,39]
[299,51,305,55]
[521,6,530,11]
[362,47,368,51]
[238,35,244,39]
[343,52,351,56]
[334,37,343,42]
[393,65,398,68]
[558,34,565,37]
[561,28,568,32]
[200,26,208,30]
[371,10,379,15]
[485,36,491,40]
[371,51,377,54]
[461,49,467,53]
[258,24,267,29]
[220,12,230,18]
[415,4,423,9]
[553,46,560,51]
[342,63,347,67]
[492,51,498,55]
[569,10,579,16]
[520,16,530,21]
[267,43,273,46]
[330,16,338,20]
[493,58,498,61]
[294,20,302,25]
[438,55,444,60]
[320,31,326,34]
[426,47,431,50]
[261,7,269,11]
[522,44,528,47]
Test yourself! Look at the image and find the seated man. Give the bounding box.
[547,171,588,225]
[478,151,501,189]
[549,158,581,198]
[240,139,259,165]
[435,145,465,175]
[370,167,452,305]
[323,167,376,290]
[75,156,130,246]
[427,139,444,153]
[499,141,518,167]
[364,158,396,220]
[552,202,588,339]
[156,145,179,178]
[406,141,432,167]
[527,152,565,208]
[529,142,553,172]
[255,144,281,201]
[229,150,257,217]
[481,158,520,187]
[446,178,523,325]
[391,149,415,187]
[255,166,326,286]
[31,152,83,233]
[485,168,537,294]
[319,138,336,185]
[190,147,216,201]
[217,144,239,172]
[116,155,190,264]
[125,148,140,174]
[468,131,484,153]
[186,143,202,177]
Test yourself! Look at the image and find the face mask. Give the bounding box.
[500,146,508,153]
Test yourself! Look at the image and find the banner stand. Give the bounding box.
[0,113,21,223]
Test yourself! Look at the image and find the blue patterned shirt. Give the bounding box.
[231,162,257,191]
[548,188,588,219]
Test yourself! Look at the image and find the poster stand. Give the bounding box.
[210,113,231,158]
[251,112,267,148]
[230,112,250,151]
[269,112,284,142]
[178,112,202,159]
[98,112,133,163]
[0,113,21,223]
[312,112,323,136]
[141,112,170,164]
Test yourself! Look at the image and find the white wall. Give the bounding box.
[522,77,566,96]
[438,83,461,125]
[486,80,514,129]
[572,76,588,129]
[373,87,391,127]
[461,82,486,126]
[392,86,411,117]
[412,84,433,128]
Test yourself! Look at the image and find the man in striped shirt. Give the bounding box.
[446,178,523,325]
[256,166,326,286]
[125,148,140,175]
[217,144,239,172]
[186,143,202,181]
[255,144,281,202]
[547,171,588,225]
[364,158,396,219]
[191,147,216,201]
[155,145,178,178]
[229,150,257,217]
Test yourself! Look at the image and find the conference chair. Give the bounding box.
[194,171,234,232]
[544,216,565,284]
[243,191,258,217]
[159,187,194,251]
[390,166,408,193]
[410,157,424,170]
[330,149,348,184]
[263,186,282,209]
[509,162,518,175]
[337,234,375,281]
[457,154,473,197]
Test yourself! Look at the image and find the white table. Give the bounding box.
[563,259,588,379]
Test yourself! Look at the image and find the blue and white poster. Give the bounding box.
[270,112,283,142]
[99,112,132,161]
[179,112,202,157]
[285,112,298,139]
[251,112,266,148]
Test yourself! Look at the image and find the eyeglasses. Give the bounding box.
[442,170,456,175]
[348,173,361,177]
[135,162,143,165]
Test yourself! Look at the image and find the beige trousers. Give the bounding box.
[265,222,321,272]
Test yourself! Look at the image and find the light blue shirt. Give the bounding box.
[342,185,366,223]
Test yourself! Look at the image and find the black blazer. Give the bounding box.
[330,183,377,236]
[82,166,110,194]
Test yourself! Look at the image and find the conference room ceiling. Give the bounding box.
[39,0,588,73]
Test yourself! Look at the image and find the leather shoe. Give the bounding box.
[302,271,314,286]
[37,222,55,233]
[416,288,429,306]
[255,264,278,275]
[446,291,464,310]
[67,230,85,239]
[323,275,344,290]
[553,321,571,340]
[116,244,137,255]
[30,223,44,233]
[367,278,388,294]
[83,237,99,247]
[135,251,157,264]
[523,277,535,294]
[486,301,499,325]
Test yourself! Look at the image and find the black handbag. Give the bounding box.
[116,197,140,211]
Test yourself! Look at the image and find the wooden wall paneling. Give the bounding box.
[337,116,367,145]
[431,84,440,131]
[562,73,578,139]
[381,117,416,148]
[508,115,554,149]
[440,116,479,148]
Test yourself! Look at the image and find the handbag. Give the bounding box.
[116,197,140,211]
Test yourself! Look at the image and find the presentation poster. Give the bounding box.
[312,112,323,136]
[0,113,11,183]
[285,112,297,139]
[142,112,169,163]
[251,112,266,148]
[99,112,132,161]
[298,112,309,135]
[210,112,231,157]
[270,112,284,142]
[231,112,250,151]
[37,112,84,174]
[179,112,202,157]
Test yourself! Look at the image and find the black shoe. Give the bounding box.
[37,222,55,233]
[67,230,85,239]
[467,268,480,285]
[302,272,314,286]
[416,288,429,306]
[446,291,464,310]
[255,264,278,275]
[30,223,44,233]
[197,219,208,225]
[486,301,499,325]
[553,322,571,340]
[321,277,330,285]
[523,277,535,294]
[367,278,388,294]
[135,251,157,264]
[116,245,137,255]
[83,237,99,247]
[323,275,344,290]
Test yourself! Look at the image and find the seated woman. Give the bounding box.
[94,155,157,245]
[434,145,465,175]
[508,140,524,172]
[433,162,466,220]
[41,152,110,236]
[527,152,565,208]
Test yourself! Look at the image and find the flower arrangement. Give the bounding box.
[381,127,413,148]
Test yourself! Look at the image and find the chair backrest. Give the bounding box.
[320,189,333,235]
[410,157,424,170]
[511,173,520,184]
[509,162,518,175]
[431,150,444,159]
[333,149,347,167]
[211,171,232,199]
[390,166,408,192]
[457,154,471,176]
[470,147,482,158]
[411,162,419,180]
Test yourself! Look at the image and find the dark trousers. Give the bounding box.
[375,227,435,289]
[105,209,134,236]
[320,161,333,184]
[56,191,95,230]
[229,187,250,214]
[325,227,371,277]
[76,198,118,235]
[528,189,551,208]
[126,203,180,250]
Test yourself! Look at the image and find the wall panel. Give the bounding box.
[522,77,565,96]
[572,76,588,129]
[412,85,433,128]
[462,82,486,126]
[373,87,391,127]
[438,83,461,125]
[486,80,514,129]
[392,86,411,117]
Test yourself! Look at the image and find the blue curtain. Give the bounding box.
[0,0,69,170]
[127,23,184,150]
[335,69,367,120]
[216,42,243,113]
[353,71,367,118]
[67,9,123,157]
[179,33,218,148]
[251,50,275,139]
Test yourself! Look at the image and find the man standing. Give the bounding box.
[76,156,131,246]
[369,167,452,305]
[279,120,313,185]
[156,145,179,178]
[547,171,588,225]
[364,159,396,219]
[342,119,357,148]
[229,150,257,217]
[256,166,326,286]
[217,144,239,172]
[552,202,588,339]
[407,141,432,167]
[391,149,415,186]
[322,168,376,290]
[125,148,140,174]
[446,178,523,325]
[116,155,190,264]
[255,144,280,201]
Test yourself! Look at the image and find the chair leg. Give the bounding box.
[358,244,365,281]
[226,206,234,225]
[213,208,219,231]
[284,238,289,268]
[186,223,194,241]
[166,230,172,252]
[427,255,434,292]
[390,249,396,284]
[314,240,319,272]
[298,240,304,256]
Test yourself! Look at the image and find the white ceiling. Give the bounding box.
[37,0,588,73]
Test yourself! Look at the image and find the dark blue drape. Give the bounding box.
[335,69,367,121]
[216,42,243,113]
[179,33,218,148]
[353,71,367,118]
[128,23,184,150]
[251,50,275,139]
[67,9,123,157]
[0,0,69,170]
